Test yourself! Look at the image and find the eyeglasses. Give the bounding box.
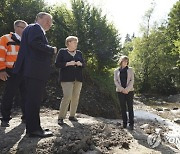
[17,25,26,29]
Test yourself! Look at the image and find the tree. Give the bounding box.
[167,1,180,41]
[174,38,180,88]
[124,33,131,43]
[130,4,156,92]
[48,4,74,48]
[167,1,180,86]
[122,33,134,56]
[130,0,180,94]
[165,1,180,91]
[129,1,179,94]
[71,0,121,71]
[0,0,45,36]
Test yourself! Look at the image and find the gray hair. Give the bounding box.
[65,36,79,46]
[35,12,52,22]
[14,20,27,27]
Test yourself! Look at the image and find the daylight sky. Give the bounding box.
[45,0,178,39]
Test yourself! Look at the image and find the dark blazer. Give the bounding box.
[55,48,85,82]
[13,23,54,81]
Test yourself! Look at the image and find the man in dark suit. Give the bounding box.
[13,12,57,137]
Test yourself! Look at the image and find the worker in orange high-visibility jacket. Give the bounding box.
[0,33,20,71]
[0,20,28,127]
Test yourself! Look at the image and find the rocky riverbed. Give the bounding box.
[0,95,180,154]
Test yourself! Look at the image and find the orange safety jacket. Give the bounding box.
[0,32,20,71]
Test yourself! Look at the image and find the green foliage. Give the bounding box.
[122,41,133,56]
[167,1,180,41]
[87,67,119,106]
[71,0,121,71]
[131,30,177,94]
[48,5,74,48]
[0,0,45,35]
[174,37,180,67]
[174,38,180,88]
[46,0,122,72]
[1,0,179,97]
[0,0,121,111]
[128,1,180,95]
[122,34,134,56]
[166,1,180,88]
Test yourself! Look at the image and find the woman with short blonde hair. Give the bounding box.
[65,36,78,46]
[55,36,85,125]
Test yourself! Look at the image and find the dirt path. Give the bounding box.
[0,99,180,154]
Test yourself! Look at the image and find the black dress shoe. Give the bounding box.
[123,123,127,128]
[21,115,26,124]
[1,121,10,127]
[129,125,134,130]
[69,116,78,121]
[21,119,26,124]
[28,129,53,138]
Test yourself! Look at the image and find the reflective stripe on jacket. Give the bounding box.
[0,33,20,70]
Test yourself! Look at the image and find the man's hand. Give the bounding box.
[76,61,82,66]
[0,71,9,81]
[53,47,57,54]
[66,61,76,66]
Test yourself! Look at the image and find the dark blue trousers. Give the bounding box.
[25,77,45,133]
[0,70,26,122]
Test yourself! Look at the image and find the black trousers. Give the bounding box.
[117,91,134,126]
[25,77,45,133]
[0,70,26,121]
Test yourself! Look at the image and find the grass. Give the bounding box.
[87,67,119,106]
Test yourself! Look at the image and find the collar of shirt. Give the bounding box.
[14,33,21,41]
[36,23,46,35]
